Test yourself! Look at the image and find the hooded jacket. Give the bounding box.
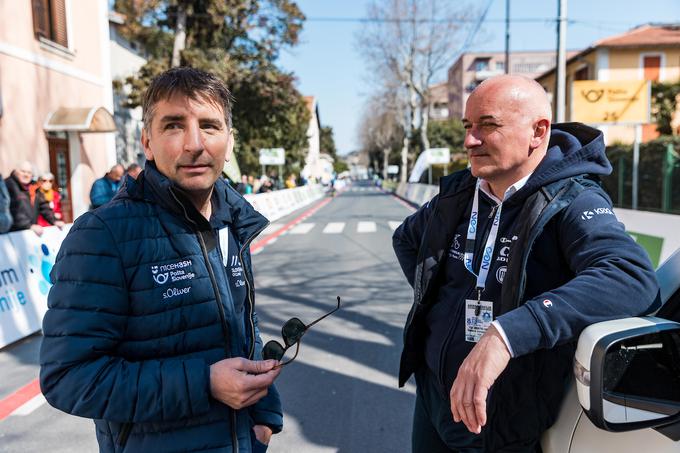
[40,162,281,452]
[393,123,659,451]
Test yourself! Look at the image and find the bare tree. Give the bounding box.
[357,0,474,182]
[358,88,404,179]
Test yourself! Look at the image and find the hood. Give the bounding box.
[510,122,611,204]
[116,161,268,242]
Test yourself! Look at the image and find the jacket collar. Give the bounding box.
[121,161,268,242]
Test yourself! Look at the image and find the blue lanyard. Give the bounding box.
[464,180,503,299]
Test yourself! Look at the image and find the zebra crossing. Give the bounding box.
[261,220,403,237]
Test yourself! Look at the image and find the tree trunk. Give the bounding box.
[420,104,431,151]
[171,6,187,67]
[400,135,409,183]
[382,147,390,179]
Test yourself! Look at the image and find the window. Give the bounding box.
[32,0,68,48]
[496,61,505,72]
[643,55,661,81]
[474,58,490,72]
[574,65,589,81]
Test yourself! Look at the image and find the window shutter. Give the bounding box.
[31,0,51,39]
[50,0,68,47]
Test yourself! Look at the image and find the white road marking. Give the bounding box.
[357,221,377,233]
[289,223,315,235]
[11,394,46,416]
[261,223,284,236]
[323,222,346,234]
[388,221,402,231]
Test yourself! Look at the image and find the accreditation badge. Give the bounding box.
[465,299,493,343]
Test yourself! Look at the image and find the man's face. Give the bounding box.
[141,94,232,194]
[462,90,536,183]
[16,167,32,186]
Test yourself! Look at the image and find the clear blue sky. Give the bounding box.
[278,0,680,155]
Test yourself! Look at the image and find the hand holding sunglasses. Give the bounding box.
[263,296,341,367]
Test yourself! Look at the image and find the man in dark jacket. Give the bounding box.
[393,75,659,452]
[0,172,12,233]
[5,161,52,235]
[89,163,124,208]
[40,67,282,452]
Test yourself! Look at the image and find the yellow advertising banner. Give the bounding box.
[571,80,650,124]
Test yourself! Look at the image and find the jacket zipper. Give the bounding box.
[168,189,239,452]
[239,222,269,359]
[437,200,499,391]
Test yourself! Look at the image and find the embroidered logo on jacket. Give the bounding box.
[151,259,195,286]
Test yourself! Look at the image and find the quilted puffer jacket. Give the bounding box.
[40,161,281,452]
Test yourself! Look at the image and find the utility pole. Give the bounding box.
[505,0,510,74]
[555,0,567,122]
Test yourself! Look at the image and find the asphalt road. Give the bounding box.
[0,181,417,453]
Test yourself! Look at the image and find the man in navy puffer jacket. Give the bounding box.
[40,68,282,452]
[393,75,660,452]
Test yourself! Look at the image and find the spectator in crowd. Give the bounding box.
[236,174,253,195]
[89,164,124,209]
[249,175,260,194]
[32,172,65,228]
[0,172,12,233]
[285,173,297,189]
[5,161,51,235]
[257,176,273,193]
[126,163,142,179]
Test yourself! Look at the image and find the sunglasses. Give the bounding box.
[263,296,341,366]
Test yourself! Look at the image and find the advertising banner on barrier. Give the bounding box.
[0,226,70,348]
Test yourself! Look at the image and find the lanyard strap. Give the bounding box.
[464,180,503,293]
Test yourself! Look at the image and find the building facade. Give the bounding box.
[0,0,116,221]
[109,10,146,168]
[536,24,680,144]
[447,50,578,120]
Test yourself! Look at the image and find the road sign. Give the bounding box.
[259,148,285,165]
[425,148,450,164]
[387,165,399,175]
[571,80,650,124]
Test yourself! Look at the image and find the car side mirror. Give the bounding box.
[574,317,680,441]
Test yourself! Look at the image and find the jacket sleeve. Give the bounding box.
[39,213,212,423]
[496,188,660,357]
[248,309,283,433]
[392,196,437,288]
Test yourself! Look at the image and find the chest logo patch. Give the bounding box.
[150,259,195,286]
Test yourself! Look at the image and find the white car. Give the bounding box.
[542,248,680,452]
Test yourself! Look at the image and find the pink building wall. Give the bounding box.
[0,0,115,218]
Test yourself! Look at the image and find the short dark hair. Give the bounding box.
[127,163,141,172]
[141,67,233,133]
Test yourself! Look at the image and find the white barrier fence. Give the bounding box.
[0,226,71,348]
[245,184,325,222]
[0,186,325,349]
[395,182,680,268]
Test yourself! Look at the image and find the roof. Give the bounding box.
[535,23,680,82]
[594,23,680,48]
[44,107,116,132]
